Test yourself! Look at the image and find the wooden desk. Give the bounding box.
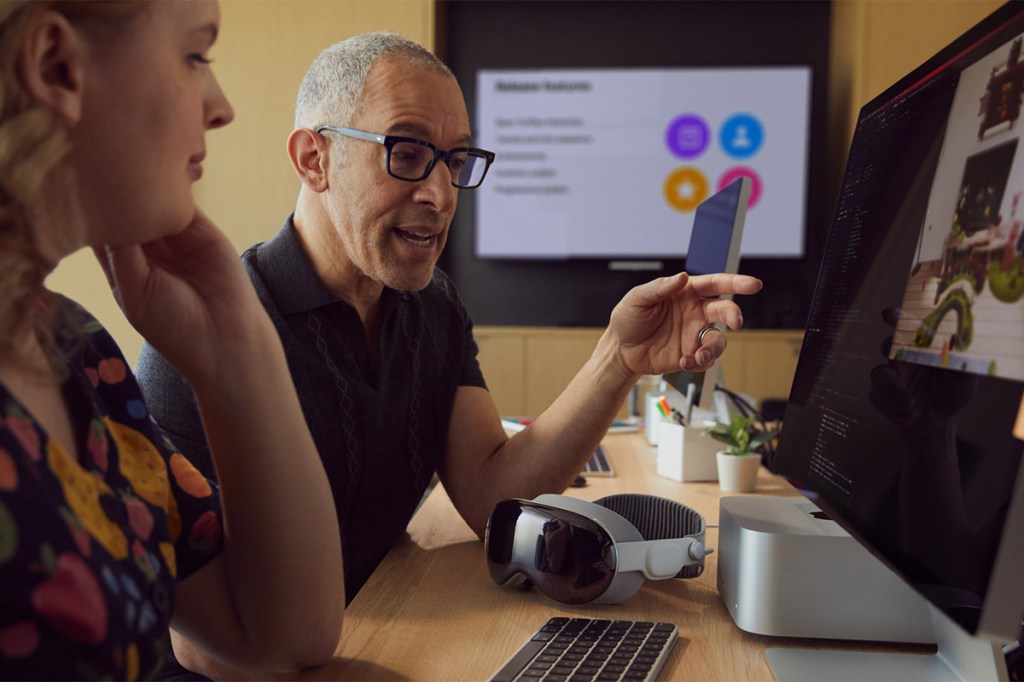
[301,434,922,681]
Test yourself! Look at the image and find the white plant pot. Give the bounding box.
[716,451,761,493]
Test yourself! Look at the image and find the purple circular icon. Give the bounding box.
[666,114,710,159]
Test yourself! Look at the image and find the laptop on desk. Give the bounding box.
[501,418,616,477]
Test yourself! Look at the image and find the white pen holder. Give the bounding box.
[656,420,720,482]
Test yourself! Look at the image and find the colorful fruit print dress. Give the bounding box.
[0,299,224,680]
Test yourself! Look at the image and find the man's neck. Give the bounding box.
[291,210,384,334]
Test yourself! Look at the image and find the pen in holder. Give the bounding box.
[644,393,663,445]
[645,394,679,442]
[644,392,690,445]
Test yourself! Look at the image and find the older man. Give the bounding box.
[137,32,761,678]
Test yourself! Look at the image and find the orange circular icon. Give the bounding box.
[663,167,708,212]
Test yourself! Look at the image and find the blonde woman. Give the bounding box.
[0,1,343,678]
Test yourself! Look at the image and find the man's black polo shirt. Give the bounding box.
[136,216,486,601]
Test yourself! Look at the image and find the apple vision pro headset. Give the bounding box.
[485,493,711,604]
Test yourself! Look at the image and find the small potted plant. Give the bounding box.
[705,414,779,493]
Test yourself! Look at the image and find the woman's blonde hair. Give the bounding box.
[0,1,144,371]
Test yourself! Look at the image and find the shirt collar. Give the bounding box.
[255,215,405,317]
[256,215,341,315]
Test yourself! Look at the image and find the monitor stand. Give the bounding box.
[686,405,719,427]
[717,496,1010,681]
[765,605,1008,681]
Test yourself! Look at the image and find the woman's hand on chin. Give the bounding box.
[93,210,273,380]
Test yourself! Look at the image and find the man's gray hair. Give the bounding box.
[294,31,454,131]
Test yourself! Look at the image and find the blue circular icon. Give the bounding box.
[719,113,763,159]
[666,114,710,159]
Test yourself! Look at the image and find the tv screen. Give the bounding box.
[475,66,811,260]
[438,0,830,329]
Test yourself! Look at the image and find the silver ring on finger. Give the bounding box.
[698,324,723,345]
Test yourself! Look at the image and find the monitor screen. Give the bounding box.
[663,177,751,417]
[474,66,809,260]
[684,176,750,277]
[772,0,1024,652]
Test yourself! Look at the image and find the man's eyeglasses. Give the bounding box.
[315,126,495,189]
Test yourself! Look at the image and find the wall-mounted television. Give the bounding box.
[475,66,810,260]
[438,0,831,329]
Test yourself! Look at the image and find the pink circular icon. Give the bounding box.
[718,167,762,209]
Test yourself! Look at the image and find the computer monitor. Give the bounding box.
[769,2,1024,679]
[663,176,751,422]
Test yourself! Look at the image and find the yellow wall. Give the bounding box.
[45,0,1002,368]
[827,0,1002,195]
[45,0,434,366]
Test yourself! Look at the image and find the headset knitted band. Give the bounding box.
[594,493,706,579]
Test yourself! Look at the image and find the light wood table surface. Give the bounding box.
[300,433,927,681]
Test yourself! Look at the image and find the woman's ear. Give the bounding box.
[287,128,331,193]
[17,10,86,126]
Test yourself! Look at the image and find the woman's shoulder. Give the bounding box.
[52,293,115,339]
[49,294,147,426]
[50,294,129,365]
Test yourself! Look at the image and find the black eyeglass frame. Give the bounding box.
[315,125,495,189]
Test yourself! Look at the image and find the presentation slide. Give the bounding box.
[475,67,811,260]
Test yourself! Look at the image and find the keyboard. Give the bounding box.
[490,617,678,682]
[582,444,614,476]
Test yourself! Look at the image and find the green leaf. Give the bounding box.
[707,431,740,447]
[704,413,776,456]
